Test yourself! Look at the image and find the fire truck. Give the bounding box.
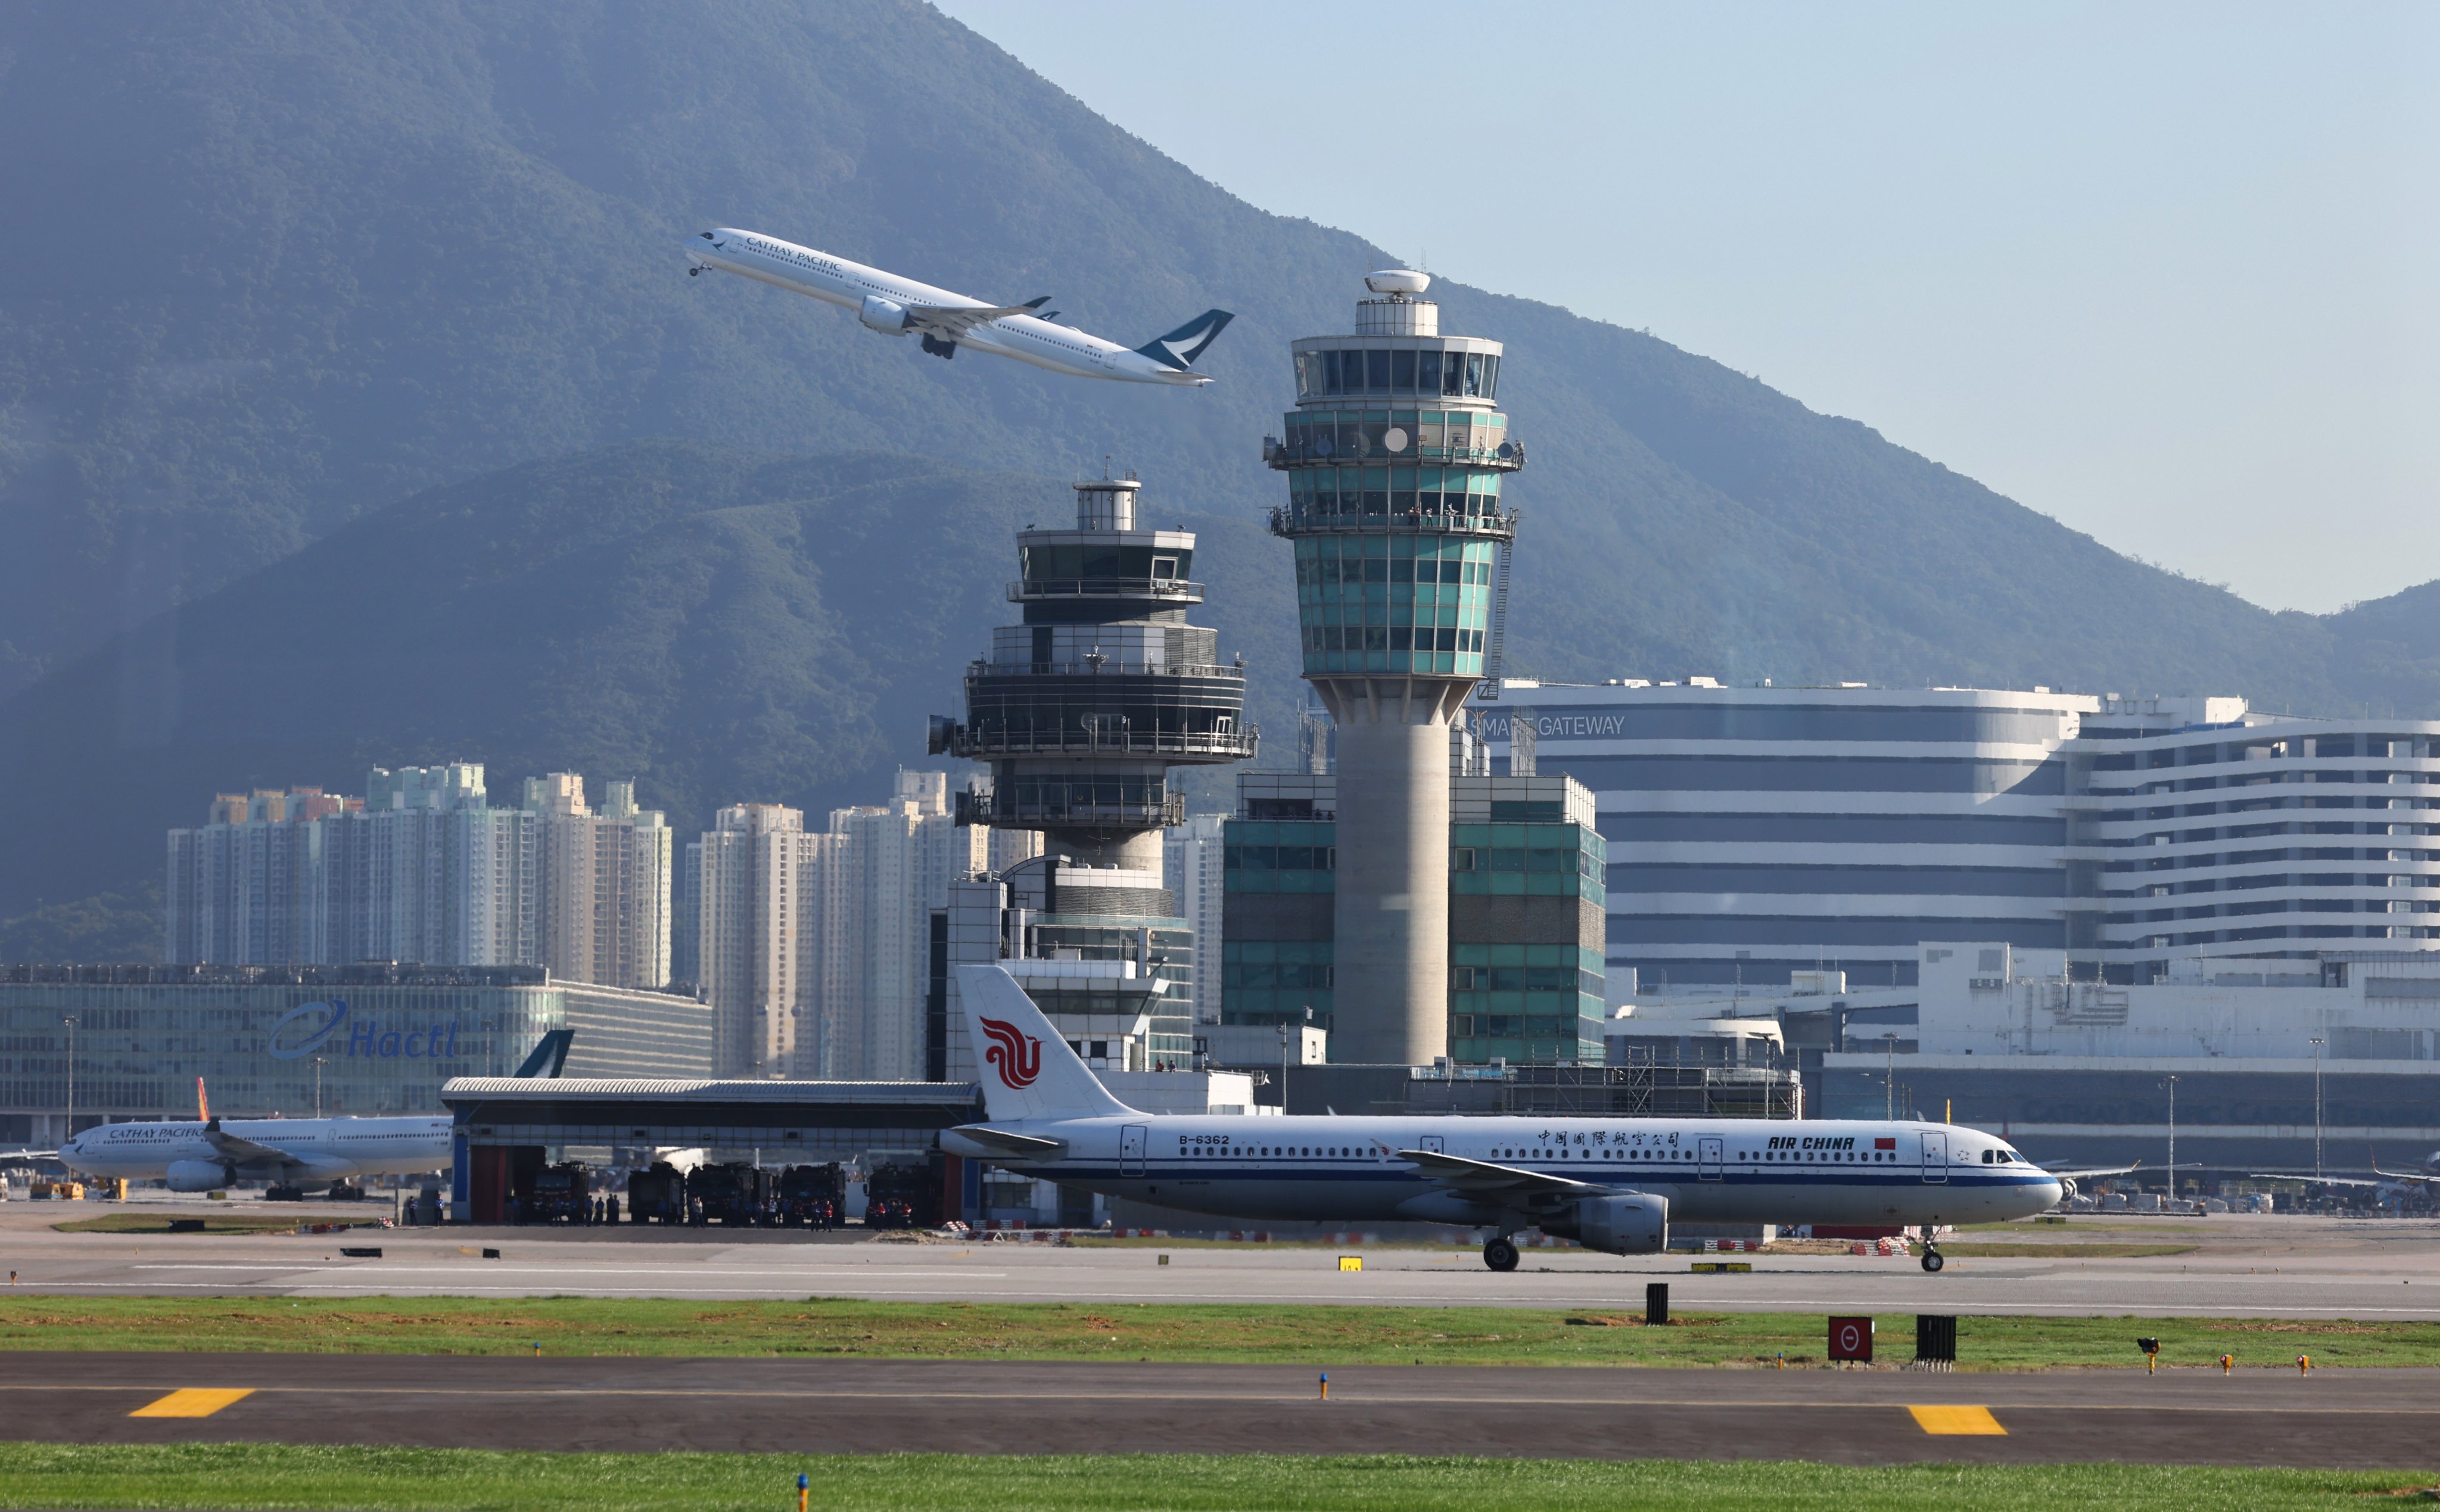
[777,1163,845,1228]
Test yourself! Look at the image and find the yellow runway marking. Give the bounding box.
[129,1388,254,1418]
[1908,1404,2006,1435]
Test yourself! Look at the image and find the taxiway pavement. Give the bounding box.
[1,1352,2430,1468]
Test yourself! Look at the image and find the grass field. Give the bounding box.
[3,1297,2436,1370]
[0,1443,2429,1511]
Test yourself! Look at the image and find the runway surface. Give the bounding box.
[1,1352,2432,1468]
[8,1212,2440,1319]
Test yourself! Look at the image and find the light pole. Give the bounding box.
[2164,1074,2178,1206]
[2308,1037,2325,1180]
[1883,1031,1900,1120]
[61,1015,77,1147]
[312,1056,328,1119]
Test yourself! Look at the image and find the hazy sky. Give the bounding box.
[937,1,2436,615]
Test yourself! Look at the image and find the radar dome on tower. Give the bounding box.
[1364,269,1432,296]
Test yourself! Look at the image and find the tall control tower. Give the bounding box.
[930,474,1257,1066]
[1263,270,1523,1064]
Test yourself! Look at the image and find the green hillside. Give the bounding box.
[0,0,2432,942]
[0,441,1302,935]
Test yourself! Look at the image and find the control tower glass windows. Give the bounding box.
[1019,543,1193,583]
[1294,349,1501,400]
[1292,534,1496,677]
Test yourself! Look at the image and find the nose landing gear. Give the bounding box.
[1921,1245,1945,1273]
[1483,1235,1521,1272]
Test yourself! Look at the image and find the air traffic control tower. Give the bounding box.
[929,474,1257,1073]
[1263,270,1524,1065]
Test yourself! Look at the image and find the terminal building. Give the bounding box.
[0,963,711,1144]
[1475,682,2440,991]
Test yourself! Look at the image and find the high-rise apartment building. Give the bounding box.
[524,773,673,991]
[809,772,986,1080]
[692,802,816,1077]
[166,764,671,979]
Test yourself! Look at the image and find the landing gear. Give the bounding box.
[1483,1236,1521,1273]
[920,333,957,360]
[1921,1246,1945,1274]
[263,1184,305,1202]
[687,266,701,276]
[325,1183,365,1202]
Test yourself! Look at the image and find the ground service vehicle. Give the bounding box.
[779,1163,845,1228]
[627,1163,686,1224]
[864,1162,937,1229]
[686,1162,773,1226]
[529,1164,591,1223]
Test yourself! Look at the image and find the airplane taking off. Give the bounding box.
[942,968,2063,1273]
[8,1032,572,1200]
[684,229,1232,384]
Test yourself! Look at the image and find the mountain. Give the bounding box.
[1,0,2434,942]
[0,440,1302,935]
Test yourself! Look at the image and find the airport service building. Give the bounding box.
[0,963,712,1144]
[1474,682,2440,993]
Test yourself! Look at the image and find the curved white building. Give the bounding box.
[1476,682,2440,990]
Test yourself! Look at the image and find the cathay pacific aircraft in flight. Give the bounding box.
[684,229,1232,384]
[942,967,2063,1273]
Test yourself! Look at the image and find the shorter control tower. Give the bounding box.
[929,472,1256,1073]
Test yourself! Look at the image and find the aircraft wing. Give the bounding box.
[0,1149,57,1162]
[2243,1170,2407,1189]
[942,1125,1066,1159]
[903,298,1049,341]
[202,1124,296,1166]
[1396,1147,1607,1202]
[2038,1161,2142,1180]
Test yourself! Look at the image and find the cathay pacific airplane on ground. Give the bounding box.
[17,1032,571,1200]
[942,967,2063,1273]
[684,229,1232,384]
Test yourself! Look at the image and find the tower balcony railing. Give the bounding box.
[969,658,1247,682]
[1008,577,1205,603]
[1263,437,1525,471]
[956,788,1188,830]
[1267,502,1519,539]
[946,725,1261,761]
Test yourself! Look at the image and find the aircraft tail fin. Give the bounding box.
[514,1030,574,1079]
[954,965,1135,1122]
[1135,309,1234,371]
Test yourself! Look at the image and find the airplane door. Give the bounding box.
[1698,1136,1723,1181]
[1921,1130,1948,1184]
[1121,1125,1147,1178]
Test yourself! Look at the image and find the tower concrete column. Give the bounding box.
[1263,270,1526,1065]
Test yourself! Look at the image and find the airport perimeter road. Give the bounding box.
[0,1352,2432,1469]
[8,1213,2440,1319]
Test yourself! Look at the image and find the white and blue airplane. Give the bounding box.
[683,228,1232,384]
[942,966,2063,1273]
[14,1032,571,1199]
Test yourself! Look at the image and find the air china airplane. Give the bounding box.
[942,967,2064,1273]
[20,1032,570,1200]
[684,229,1233,384]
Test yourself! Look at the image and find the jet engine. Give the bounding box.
[859,295,912,335]
[1545,1192,1668,1255]
[166,1160,233,1193]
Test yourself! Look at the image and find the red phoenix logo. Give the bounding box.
[979,1017,1042,1089]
